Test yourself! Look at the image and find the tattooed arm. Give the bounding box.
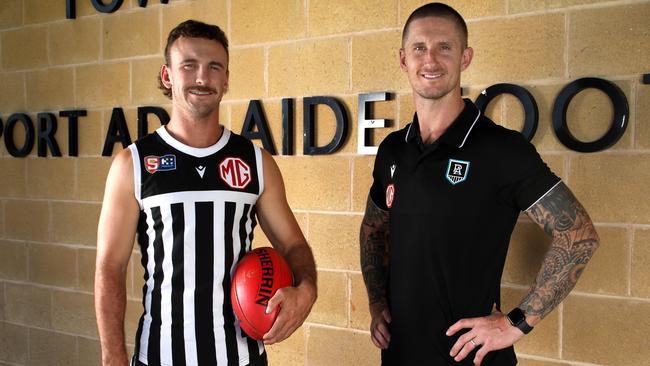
[447,182,599,365]
[519,182,599,321]
[360,195,392,349]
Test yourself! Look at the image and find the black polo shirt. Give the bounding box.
[369,99,560,366]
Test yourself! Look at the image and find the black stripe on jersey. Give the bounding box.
[134,212,150,361]
[240,204,261,358]
[170,203,186,366]
[148,207,165,366]
[195,202,217,365]
[249,206,258,251]
[223,202,239,366]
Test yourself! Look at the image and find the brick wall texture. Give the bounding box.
[1,0,649,365]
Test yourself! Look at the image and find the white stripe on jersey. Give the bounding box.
[254,145,264,196]
[128,144,143,210]
[159,203,174,365]
[213,201,228,366]
[183,204,199,366]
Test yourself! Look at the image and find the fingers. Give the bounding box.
[474,346,489,366]
[263,287,312,345]
[369,308,391,349]
[449,330,476,359]
[263,311,294,345]
[446,317,474,336]
[265,288,286,315]
[450,336,480,363]
[382,308,392,323]
[371,319,391,349]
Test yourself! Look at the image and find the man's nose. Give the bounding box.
[195,66,209,85]
[424,49,439,65]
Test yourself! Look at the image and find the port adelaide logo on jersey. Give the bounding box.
[219,157,252,189]
[144,154,176,174]
[446,159,470,185]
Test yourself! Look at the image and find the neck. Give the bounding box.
[166,107,223,148]
[414,91,465,144]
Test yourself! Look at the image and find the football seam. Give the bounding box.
[233,281,265,339]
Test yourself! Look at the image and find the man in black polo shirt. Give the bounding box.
[359,3,600,365]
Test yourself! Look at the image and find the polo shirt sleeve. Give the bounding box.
[497,132,561,211]
[369,140,389,211]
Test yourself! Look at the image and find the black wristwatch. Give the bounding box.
[506,308,533,334]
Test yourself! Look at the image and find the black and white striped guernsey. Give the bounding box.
[129,126,265,366]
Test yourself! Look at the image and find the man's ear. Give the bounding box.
[460,47,473,71]
[224,69,229,94]
[160,64,172,88]
[399,48,407,71]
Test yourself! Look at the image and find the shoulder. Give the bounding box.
[471,116,536,155]
[226,129,257,148]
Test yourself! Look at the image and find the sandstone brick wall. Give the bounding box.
[1,1,649,365]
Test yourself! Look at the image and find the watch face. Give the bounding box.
[508,308,525,325]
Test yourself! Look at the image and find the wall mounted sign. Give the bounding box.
[0,76,647,157]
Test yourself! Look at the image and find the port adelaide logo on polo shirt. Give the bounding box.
[446,159,470,185]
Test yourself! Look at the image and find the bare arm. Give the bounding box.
[359,195,392,348]
[95,149,141,366]
[447,183,599,365]
[255,150,317,344]
[520,182,599,323]
[360,196,390,307]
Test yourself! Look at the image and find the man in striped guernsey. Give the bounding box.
[95,20,317,366]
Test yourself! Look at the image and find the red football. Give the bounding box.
[231,247,293,340]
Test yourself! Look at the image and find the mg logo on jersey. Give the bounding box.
[144,154,176,174]
[219,157,252,189]
[386,184,395,208]
[446,159,470,185]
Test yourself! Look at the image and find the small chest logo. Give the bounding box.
[446,159,470,185]
[386,184,395,208]
[195,165,206,178]
[219,157,252,189]
[144,154,176,174]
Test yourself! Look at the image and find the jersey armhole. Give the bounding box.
[128,144,144,210]
[254,145,264,196]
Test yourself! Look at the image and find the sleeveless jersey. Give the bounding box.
[129,126,265,366]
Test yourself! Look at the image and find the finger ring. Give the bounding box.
[469,339,477,346]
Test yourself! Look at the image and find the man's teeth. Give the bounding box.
[191,90,211,95]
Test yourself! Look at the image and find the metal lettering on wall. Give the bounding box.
[65,0,169,18]
[0,76,647,157]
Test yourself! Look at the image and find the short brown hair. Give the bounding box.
[402,3,468,48]
[158,20,229,99]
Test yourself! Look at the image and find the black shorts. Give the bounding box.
[132,352,268,366]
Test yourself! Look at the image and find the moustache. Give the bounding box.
[186,86,218,94]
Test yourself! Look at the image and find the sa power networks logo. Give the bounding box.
[219,157,252,189]
[144,154,176,174]
[446,159,470,185]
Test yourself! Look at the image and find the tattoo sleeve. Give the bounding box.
[360,195,391,307]
[520,182,600,319]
